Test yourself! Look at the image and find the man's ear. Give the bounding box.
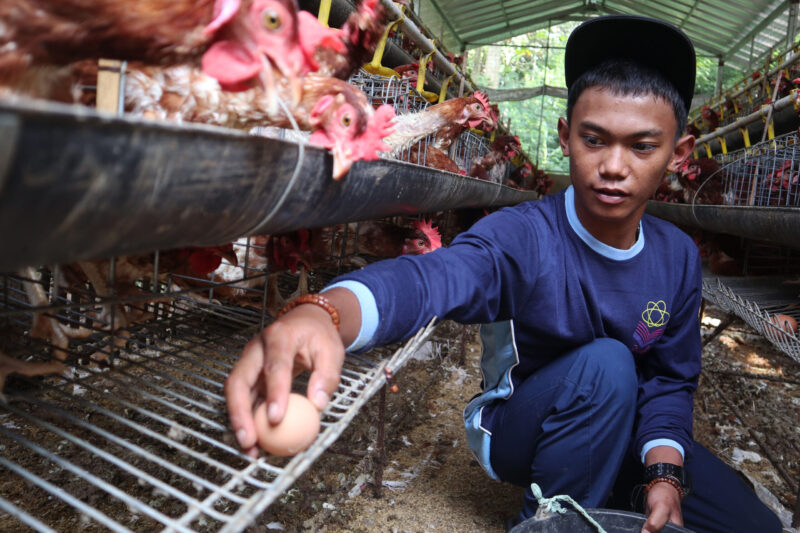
[666,134,695,173]
[557,117,570,156]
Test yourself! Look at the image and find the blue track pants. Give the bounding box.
[485,338,782,532]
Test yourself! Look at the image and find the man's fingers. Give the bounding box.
[306,336,345,411]
[642,503,670,533]
[263,324,299,424]
[225,337,267,450]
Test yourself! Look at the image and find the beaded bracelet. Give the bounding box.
[278,293,340,330]
[644,476,685,500]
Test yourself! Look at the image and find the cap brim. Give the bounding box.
[565,15,696,112]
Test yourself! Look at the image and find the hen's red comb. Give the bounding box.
[474,91,490,110]
[414,219,442,251]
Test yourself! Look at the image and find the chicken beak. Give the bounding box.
[331,145,352,180]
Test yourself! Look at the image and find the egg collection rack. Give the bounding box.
[0,256,439,531]
[702,272,800,363]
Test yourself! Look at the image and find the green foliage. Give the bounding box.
[695,56,741,96]
[468,22,577,174]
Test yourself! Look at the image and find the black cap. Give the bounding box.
[565,15,696,112]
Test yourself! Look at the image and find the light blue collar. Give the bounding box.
[564,186,644,260]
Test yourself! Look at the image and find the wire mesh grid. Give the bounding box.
[348,69,430,115]
[702,274,800,362]
[0,261,437,531]
[721,131,800,207]
[451,132,491,179]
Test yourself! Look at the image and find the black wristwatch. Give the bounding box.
[644,462,691,497]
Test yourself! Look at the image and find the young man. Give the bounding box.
[226,15,783,533]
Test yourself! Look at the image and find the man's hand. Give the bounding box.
[642,482,683,533]
[225,288,360,456]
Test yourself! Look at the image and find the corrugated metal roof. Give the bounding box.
[421,0,795,71]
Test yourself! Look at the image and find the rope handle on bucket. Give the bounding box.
[530,483,608,533]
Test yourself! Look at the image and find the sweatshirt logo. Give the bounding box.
[632,300,670,354]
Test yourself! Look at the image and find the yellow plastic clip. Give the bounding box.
[703,143,712,158]
[364,6,405,77]
[692,148,699,159]
[438,73,455,103]
[739,127,751,148]
[760,104,775,140]
[792,88,800,113]
[317,0,332,26]
[719,136,727,154]
[417,45,439,103]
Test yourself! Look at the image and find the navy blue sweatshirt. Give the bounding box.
[331,187,702,471]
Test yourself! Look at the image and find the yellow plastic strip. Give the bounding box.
[739,127,751,148]
[719,136,727,154]
[317,0,332,26]
[438,73,455,103]
[365,6,405,76]
[417,47,435,94]
[703,143,712,158]
[693,148,699,159]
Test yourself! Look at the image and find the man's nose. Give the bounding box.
[598,146,630,179]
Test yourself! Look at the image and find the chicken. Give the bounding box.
[700,105,719,132]
[36,245,238,360]
[311,0,388,81]
[0,349,65,398]
[763,159,799,204]
[0,0,330,99]
[506,161,531,189]
[383,92,494,156]
[676,157,725,205]
[651,173,685,203]
[469,135,521,183]
[309,219,442,264]
[406,145,463,174]
[122,65,395,179]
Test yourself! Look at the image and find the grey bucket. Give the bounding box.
[509,508,695,532]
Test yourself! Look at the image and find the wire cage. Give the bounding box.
[721,131,800,207]
[348,69,430,115]
[451,131,491,178]
[0,223,440,531]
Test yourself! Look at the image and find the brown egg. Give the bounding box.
[253,393,321,456]
[765,314,798,342]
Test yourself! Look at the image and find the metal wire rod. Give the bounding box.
[0,497,57,533]
[0,451,127,533]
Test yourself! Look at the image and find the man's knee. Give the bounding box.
[570,338,637,410]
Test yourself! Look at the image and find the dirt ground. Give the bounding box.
[257,306,800,533]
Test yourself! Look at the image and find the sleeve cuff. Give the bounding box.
[321,280,379,352]
[641,439,685,464]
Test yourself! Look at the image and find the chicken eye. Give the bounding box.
[340,114,352,128]
[261,9,281,30]
[416,239,425,247]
